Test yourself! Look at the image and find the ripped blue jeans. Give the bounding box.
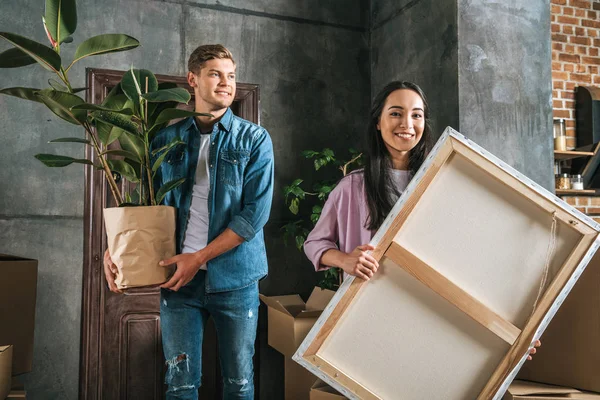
[160,270,259,399]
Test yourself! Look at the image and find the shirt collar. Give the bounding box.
[185,107,233,134]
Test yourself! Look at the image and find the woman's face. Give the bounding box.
[377,88,425,158]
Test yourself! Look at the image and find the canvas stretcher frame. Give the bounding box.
[293,127,600,400]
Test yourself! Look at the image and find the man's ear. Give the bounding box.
[187,71,196,87]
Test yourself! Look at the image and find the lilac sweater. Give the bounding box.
[304,170,410,271]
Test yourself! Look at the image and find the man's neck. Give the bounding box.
[195,107,227,132]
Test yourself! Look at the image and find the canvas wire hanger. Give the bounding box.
[532,211,558,311]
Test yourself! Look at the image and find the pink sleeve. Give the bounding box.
[303,187,341,271]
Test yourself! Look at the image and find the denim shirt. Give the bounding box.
[152,108,274,293]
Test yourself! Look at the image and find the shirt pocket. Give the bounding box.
[163,146,186,181]
[218,150,250,187]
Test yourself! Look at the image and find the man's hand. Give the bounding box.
[527,340,542,361]
[339,244,379,281]
[103,248,123,294]
[159,252,204,291]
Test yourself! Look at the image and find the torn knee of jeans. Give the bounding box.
[226,376,250,389]
[165,353,191,383]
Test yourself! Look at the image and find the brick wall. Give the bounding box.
[561,195,600,222]
[551,0,600,149]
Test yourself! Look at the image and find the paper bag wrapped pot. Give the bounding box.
[104,205,176,289]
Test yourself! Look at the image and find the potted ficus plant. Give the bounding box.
[282,148,363,290]
[0,0,209,289]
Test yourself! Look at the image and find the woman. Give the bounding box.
[303,80,540,359]
[304,80,431,281]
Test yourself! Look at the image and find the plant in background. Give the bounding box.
[282,148,363,290]
[0,0,208,206]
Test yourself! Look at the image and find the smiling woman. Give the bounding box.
[303,81,433,281]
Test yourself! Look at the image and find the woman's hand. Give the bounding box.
[527,340,542,361]
[339,244,379,280]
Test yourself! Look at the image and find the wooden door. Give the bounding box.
[79,68,261,400]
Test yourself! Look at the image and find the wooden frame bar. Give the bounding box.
[385,242,521,345]
[293,128,600,400]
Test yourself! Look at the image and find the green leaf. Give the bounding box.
[121,69,157,102]
[0,32,61,72]
[95,122,120,145]
[49,137,90,144]
[0,87,43,103]
[68,34,140,70]
[35,153,93,167]
[152,143,181,173]
[152,108,212,128]
[119,131,146,161]
[290,198,300,215]
[62,35,73,44]
[72,102,133,114]
[107,159,139,182]
[92,111,139,136]
[311,205,323,224]
[93,94,132,145]
[44,0,77,45]
[156,177,185,204]
[151,136,184,156]
[295,235,306,250]
[323,148,335,158]
[301,150,318,159]
[36,89,86,125]
[314,157,327,171]
[142,88,191,103]
[100,149,141,162]
[48,78,67,91]
[0,47,36,68]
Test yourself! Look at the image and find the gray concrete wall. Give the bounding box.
[370,0,460,138]
[0,0,369,399]
[371,0,553,189]
[458,0,553,190]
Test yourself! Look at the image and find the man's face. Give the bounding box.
[188,58,236,112]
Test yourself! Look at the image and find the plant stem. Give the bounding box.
[145,146,155,206]
[58,67,74,92]
[340,153,363,176]
[84,121,123,205]
[143,77,156,206]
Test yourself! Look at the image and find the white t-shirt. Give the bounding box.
[389,169,411,203]
[181,133,212,270]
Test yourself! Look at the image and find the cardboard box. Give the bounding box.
[518,250,600,392]
[0,254,38,375]
[260,287,335,358]
[310,379,346,400]
[284,357,319,400]
[0,345,13,400]
[261,287,335,400]
[503,380,600,399]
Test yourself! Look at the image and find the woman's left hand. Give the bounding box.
[526,340,541,361]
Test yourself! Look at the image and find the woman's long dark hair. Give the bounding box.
[364,81,433,230]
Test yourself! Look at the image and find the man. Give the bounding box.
[103,44,274,399]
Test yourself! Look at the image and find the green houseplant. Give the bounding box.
[0,0,209,288]
[282,148,363,290]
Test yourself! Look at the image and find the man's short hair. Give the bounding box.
[188,44,235,74]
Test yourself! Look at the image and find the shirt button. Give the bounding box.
[233,160,237,164]
[211,142,215,146]
[210,164,213,168]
